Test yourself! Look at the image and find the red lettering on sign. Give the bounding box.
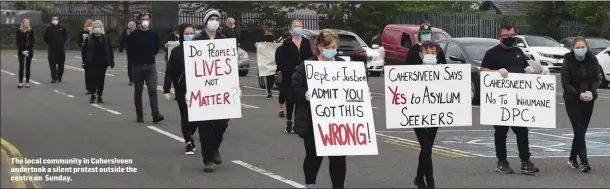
[388,86,407,105]
[224,57,232,75]
[188,90,232,107]
[194,61,203,77]
[317,123,367,146]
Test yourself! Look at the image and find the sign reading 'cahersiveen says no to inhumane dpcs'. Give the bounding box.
[305,61,378,156]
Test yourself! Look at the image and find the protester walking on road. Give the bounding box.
[119,21,137,86]
[82,20,115,104]
[261,28,277,100]
[43,15,67,83]
[164,24,180,63]
[561,36,602,173]
[292,29,346,189]
[480,25,540,175]
[128,12,164,123]
[163,24,200,156]
[80,19,93,94]
[276,19,313,133]
[191,9,231,173]
[405,23,447,65]
[16,18,34,89]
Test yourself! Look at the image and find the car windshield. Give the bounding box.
[464,43,497,60]
[524,36,560,47]
[338,34,365,50]
[586,38,610,49]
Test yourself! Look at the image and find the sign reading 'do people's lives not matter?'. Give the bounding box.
[183,38,242,121]
[305,61,378,156]
[480,72,556,128]
[384,64,473,129]
[8,157,137,183]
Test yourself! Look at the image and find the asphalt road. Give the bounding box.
[1,50,609,188]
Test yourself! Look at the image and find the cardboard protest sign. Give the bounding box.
[384,64,472,129]
[183,38,242,121]
[305,61,378,156]
[256,42,281,77]
[167,41,180,61]
[480,72,556,128]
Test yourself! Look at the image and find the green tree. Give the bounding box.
[565,1,610,39]
[525,1,570,40]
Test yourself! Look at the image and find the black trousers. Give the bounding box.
[176,95,198,142]
[199,119,229,163]
[17,51,33,83]
[84,63,93,93]
[302,132,346,189]
[414,127,438,186]
[565,101,595,161]
[90,66,107,96]
[47,45,65,80]
[132,64,160,115]
[279,71,295,120]
[265,75,275,95]
[127,57,133,82]
[494,126,531,161]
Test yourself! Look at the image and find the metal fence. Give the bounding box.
[178,12,322,31]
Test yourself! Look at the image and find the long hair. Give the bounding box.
[83,19,93,31]
[92,20,105,34]
[179,23,196,46]
[19,18,31,32]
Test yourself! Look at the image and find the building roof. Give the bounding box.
[479,1,527,14]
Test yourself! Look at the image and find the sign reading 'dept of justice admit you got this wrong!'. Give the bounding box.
[384,64,473,129]
[183,38,242,121]
[480,72,556,128]
[305,61,378,156]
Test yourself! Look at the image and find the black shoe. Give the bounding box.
[266,94,272,100]
[85,91,92,95]
[25,83,30,88]
[97,96,104,103]
[50,80,57,83]
[152,113,164,123]
[521,160,540,174]
[128,81,133,86]
[285,120,293,134]
[57,78,62,83]
[213,150,222,165]
[279,110,285,118]
[580,161,591,173]
[203,161,215,172]
[496,160,514,174]
[567,159,579,169]
[185,142,195,155]
[413,177,426,189]
[136,111,144,123]
[90,95,96,103]
[17,83,23,88]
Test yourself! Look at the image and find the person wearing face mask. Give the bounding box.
[262,28,276,43]
[82,20,115,103]
[276,19,313,133]
[79,19,93,94]
[119,21,137,86]
[16,18,35,89]
[260,28,277,99]
[405,23,447,65]
[292,29,346,189]
[194,9,227,41]
[128,12,165,123]
[164,24,181,63]
[222,17,239,41]
[561,36,602,173]
[480,25,539,175]
[43,15,68,83]
[163,23,200,157]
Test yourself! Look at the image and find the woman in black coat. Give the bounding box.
[16,18,35,88]
[561,36,603,173]
[82,20,114,103]
[119,21,137,85]
[80,19,93,93]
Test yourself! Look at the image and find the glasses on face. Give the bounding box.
[500,34,516,38]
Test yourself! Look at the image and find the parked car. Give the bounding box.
[302,29,369,69]
[437,38,550,105]
[196,29,250,77]
[515,35,570,72]
[380,24,451,65]
[596,46,610,88]
[559,37,610,55]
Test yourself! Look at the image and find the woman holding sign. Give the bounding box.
[561,36,603,173]
[292,29,346,189]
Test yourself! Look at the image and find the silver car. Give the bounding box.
[195,30,249,76]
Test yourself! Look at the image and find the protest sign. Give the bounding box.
[480,72,556,128]
[305,61,378,156]
[183,38,242,121]
[384,64,472,129]
[256,42,281,77]
[167,41,180,61]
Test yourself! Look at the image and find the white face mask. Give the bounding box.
[422,54,438,65]
[141,20,150,28]
[51,20,58,25]
[207,20,220,31]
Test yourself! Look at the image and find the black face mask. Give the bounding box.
[501,37,515,47]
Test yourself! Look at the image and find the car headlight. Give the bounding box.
[239,53,248,59]
[538,52,553,58]
[371,56,382,61]
[542,67,550,75]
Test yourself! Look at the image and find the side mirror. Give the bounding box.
[372,44,380,49]
[559,44,565,47]
[517,43,526,48]
[449,56,465,63]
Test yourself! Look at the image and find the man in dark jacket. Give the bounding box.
[163,24,180,62]
[43,15,68,83]
[119,21,137,85]
[128,13,165,123]
[222,17,238,41]
[405,23,447,65]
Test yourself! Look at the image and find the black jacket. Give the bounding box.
[128,29,160,65]
[561,51,603,102]
[292,56,347,137]
[77,30,90,48]
[222,27,238,41]
[405,43,447,65]
[118,28,135,53]
[276,36,313,74]
[194,30,227,40]
[82,35,115,68]
[43,24,67,46]
[16,29,34,51]
[262,34,275,43]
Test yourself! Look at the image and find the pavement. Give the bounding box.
[1,50,609,188]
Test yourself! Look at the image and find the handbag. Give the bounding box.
[274,71,282,86]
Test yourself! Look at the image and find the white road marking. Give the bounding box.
[372,106,379,109]
[242,85,279,93]
[232,160,304,188]
[65,65,114,76]
[123,65,127,68]
[241,104,260,108]
[1,69,15,75]
[91,104,122,115]
[529,131,610,146]
[53,89,74,98]
[147,126,185,142]
[29,80,41,85]
[376,133,487,157]
[12,55,17,58]
[74,56,82,59]
[241,95,269,97]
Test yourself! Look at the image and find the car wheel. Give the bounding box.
[239,70,249,77]
[369,71,381,77]
[600,66,609,88]
[258,76,266,89]
[471,73,481,105]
